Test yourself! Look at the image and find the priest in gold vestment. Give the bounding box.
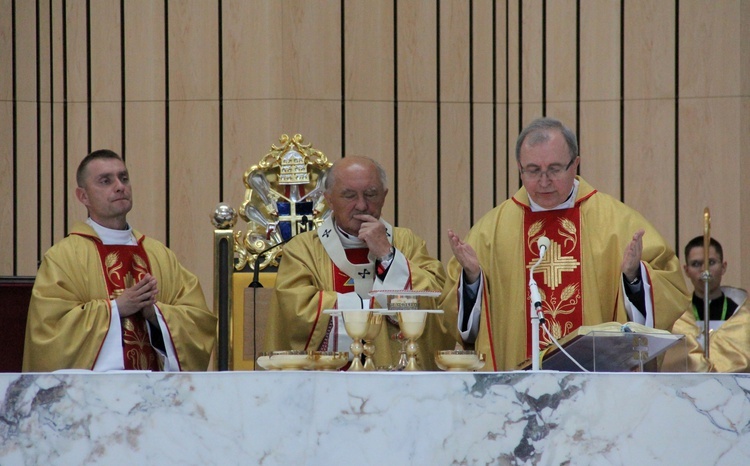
[442,118,689,371]
[23,150,216,372]
[264,156,458,370]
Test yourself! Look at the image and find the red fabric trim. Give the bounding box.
[645,265,655,322]
[481,273,498,371]
[305,291,325,350]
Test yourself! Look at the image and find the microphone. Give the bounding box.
[529,236,549,313]
[528,236,549,371]
[537,236,550,260]
[248,231,298,289]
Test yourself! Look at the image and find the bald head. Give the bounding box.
[325,156,388,194]
[323,156,389,236]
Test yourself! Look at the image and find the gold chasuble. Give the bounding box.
[91,240,161,371]
[520,200,586,358]
[22,222,216,372]
[442,177,689,372]
[265,222,456,370]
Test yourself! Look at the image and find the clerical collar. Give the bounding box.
[528,179,580,212]
[334,221,367,248]
[86,217,136,245]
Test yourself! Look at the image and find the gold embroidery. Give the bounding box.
[133,254,149,281]
[105,252,123,283]
[528,241,580,290]
[558,217,578,253]
[526,220,546,251]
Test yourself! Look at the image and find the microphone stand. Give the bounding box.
[528,237,549,371]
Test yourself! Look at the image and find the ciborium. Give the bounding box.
[371,290,442,372]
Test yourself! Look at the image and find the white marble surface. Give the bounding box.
[1,371,749,465]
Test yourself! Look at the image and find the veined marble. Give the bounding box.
[1,371,749,465]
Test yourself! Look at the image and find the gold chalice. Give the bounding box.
[397,310,428,371]
[362,313,384,371]
[339,309,372,371]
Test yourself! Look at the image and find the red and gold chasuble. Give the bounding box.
[317,248,372,351]
[91,239,162,371]
[522,206,583,358]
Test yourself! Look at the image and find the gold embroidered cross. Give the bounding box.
[526,241,580,290]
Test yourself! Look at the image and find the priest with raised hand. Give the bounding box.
[442,117,690,371]
[264,156,458,370]
[23,149,216,372]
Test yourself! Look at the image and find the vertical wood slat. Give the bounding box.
[2,1,749,298]
[123,0,167,244]
[168,0,221,304]
[623,1,677,247]
[678,0,744,286]
[396,1,439,257]
[14,0,39,275]
[439,0,471,261]
[0,0,15,272]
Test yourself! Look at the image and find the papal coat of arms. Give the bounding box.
[233,134,332,271]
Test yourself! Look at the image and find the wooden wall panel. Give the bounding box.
[678,0,744,288]
[439,1,471,260]
[168,1,220,302]
[50,0,66,246]
[344,1,395,220]
[545,0,576,125]
[15,1,38,275]
[578,1,620,197]
[0,0,11,273]
[89,0,121,151]
[2,0,750,301]
[223,0,280,101]
[123,0,167,244]
[0,101,11,272]
[397,1,439,255]
[520,0,543,124]
[65,2,89,233]
[623,1,676,247]
[741,2,750,287]
[37,0,53,254]
[471,0,497,222]
[280,1,340,101]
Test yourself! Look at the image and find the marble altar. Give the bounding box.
[1,371,749,465]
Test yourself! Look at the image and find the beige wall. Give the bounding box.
[1,0,749,306]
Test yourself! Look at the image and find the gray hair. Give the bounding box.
[324,156,388,193]
[515,117,579,162]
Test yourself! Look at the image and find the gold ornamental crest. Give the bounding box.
[234,134,332,271]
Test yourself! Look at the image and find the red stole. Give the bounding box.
[318,247,372,351]
[91,239,162,371]
[522,206,583,357]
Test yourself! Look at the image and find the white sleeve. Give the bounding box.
[458,274,483,344]
[150,305,181,372]
[92,300,125,371]
[621,262,654,327]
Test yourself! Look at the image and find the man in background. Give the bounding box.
[662,236,750,372]
[23,149,216,372]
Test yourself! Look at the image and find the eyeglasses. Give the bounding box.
[520,158,576,181]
